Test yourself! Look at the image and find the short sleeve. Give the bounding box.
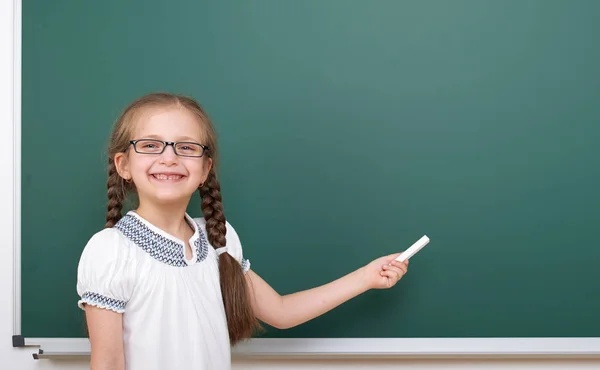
[76,228,136,313]
[224,221,251,273]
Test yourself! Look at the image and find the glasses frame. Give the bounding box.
[129,139,210,158]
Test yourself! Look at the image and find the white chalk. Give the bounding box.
[395,235,430,262]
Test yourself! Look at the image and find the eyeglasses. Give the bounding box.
[129,139,209,158]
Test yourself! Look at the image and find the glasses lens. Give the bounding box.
[175,142,204,157]
[135,140,165,153]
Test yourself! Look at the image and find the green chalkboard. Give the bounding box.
[20,0,600,340]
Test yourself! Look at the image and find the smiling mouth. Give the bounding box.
[151,174,185,180]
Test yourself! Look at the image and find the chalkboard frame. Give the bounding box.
[9,0,600,360]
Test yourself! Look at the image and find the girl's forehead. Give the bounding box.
[132,106,207,142]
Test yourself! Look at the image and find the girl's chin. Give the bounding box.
[137,188,197,205]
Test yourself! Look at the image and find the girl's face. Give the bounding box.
[114,106,212,207]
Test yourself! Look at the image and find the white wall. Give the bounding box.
[2,0,600,369]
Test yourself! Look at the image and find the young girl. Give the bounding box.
[76,92,410,370]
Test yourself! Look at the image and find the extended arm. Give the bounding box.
[245,268,367,329]
[245,254,408,329]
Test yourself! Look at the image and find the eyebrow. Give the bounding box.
[142,134,203,143]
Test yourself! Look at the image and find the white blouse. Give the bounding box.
[76,210,251,370]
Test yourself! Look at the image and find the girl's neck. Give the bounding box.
[135,201,193,241]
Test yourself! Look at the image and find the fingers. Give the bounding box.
[387,261,408,275]
[380,269,402,279]
[379,269,404,287]
[381,260,408,280]
[389,260,408,274]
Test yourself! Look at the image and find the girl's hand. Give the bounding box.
[361,253,409,290]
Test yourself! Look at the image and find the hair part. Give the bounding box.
[105,92,261,344]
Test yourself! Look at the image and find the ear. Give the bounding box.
[204,157,213,173]
[114,152,131,181]
[200,157,213,186]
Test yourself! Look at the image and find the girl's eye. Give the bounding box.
[135,140,164,153]
[176,144,201,154]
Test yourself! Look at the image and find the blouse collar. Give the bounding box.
[114,211,209,267]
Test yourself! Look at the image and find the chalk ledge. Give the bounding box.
[16,337,600,360]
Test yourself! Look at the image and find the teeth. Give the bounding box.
[153,174,183,180]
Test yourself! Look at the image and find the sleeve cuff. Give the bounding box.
[78,292,127,313]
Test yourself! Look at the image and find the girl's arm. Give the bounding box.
[245,253,408,329]
[84,305,126,370]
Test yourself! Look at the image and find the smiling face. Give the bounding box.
[113,106,213,207]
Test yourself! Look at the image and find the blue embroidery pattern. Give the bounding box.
[195,225,209,263]
[114,214,209,267]
[80,292,126,313]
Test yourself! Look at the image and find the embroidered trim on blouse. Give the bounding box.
[195,224,209,263]
[79,292,126,313]
[114,214,209,267]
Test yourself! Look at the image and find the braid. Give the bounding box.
[200,169,261,344]
[200,169,227,248]
[105,158,127,228]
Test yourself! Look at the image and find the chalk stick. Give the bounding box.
[395,235,430,262]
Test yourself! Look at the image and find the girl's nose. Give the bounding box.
[159,144,179,164]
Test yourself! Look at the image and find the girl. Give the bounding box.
[76,92,409,370]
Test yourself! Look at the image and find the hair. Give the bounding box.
[105,92,261,344]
